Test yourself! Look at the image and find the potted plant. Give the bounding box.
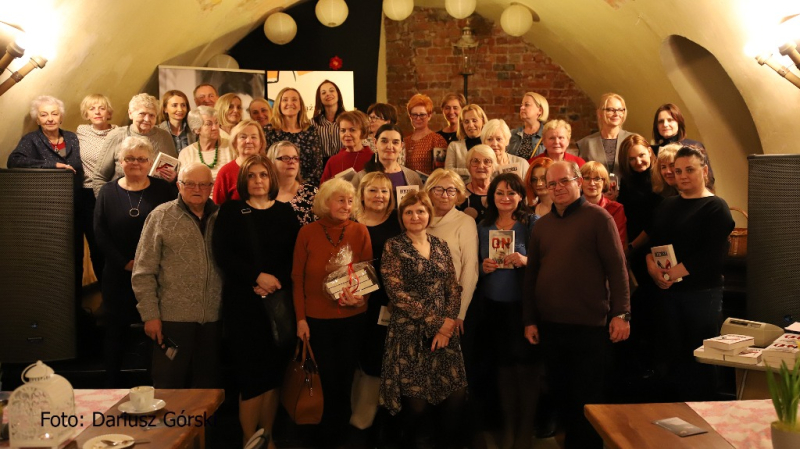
[767,358,800,448]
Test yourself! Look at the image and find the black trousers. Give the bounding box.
[151,321,221,389]
[307,313,366,445]
[539,321,610,449]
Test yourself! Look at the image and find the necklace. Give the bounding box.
[197,141,219,169]
[321,222,348,247]
[48,135,61,151]
[496,217,516,230]
[126,187,145,217]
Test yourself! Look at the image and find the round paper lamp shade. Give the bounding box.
[501,4,533,37]
[383,0,413,21]
[206,54,239,69]
[445,0,476,19]
[264,13,297,45]
[316,0,349,27]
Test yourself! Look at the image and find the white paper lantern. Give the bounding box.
[445,0,476,20]
[316,0,349,28]
[383,0,414,21]
[264,12,297,45]
[501,4,533,37]
[8,361,75,447]
[207,54,239,69]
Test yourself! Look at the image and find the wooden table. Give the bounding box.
[68,389,224,449]
[585,402,734,449]
[696,353,770,400]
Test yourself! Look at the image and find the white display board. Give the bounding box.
[158,65,266,112]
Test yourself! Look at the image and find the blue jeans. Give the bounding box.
[657,287,723,401]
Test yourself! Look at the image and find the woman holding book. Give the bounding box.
[482,119,530,178]
[267,141,318,226]
[380,191,467,449]
[351,124,423,190]
[292,178,372,446]
[350,172,403,442]
[457,144,497,223]
[404,93,448,175]
[212,120,267,205]
[266,87,323,186]
[645,145,734,401]
[179,106,235,183]
[213,154,300,448]
[320,110,374,183]
[477,172,539,449]
[94,136,176,387]
[445,104,488,181]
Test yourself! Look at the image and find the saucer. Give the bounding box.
[83,433,134,449]
[118,398,166,415]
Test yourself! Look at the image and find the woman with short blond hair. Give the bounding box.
[445,104,488,181]
[212,119,267,204]
[508,92,549,159]
[577,92,633,179]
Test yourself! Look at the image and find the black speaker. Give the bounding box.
[747,155,800,326]
[0,169,76,362]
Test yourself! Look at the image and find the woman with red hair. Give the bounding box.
[404,94,448,175]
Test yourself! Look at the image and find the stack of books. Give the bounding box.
[694,334,761,365]
[762,333,800,368]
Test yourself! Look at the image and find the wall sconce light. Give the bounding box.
[0,22,48,97]
[746,14,800,89]
[453,25,479,102]
[264,11,298,45]
[500,2,539,37]
[445,0,476,20]
[316,0,349,28]
[383,0,414,21]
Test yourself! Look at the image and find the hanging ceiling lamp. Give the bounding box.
[383,0,414,21]
[501,3,537,37]
[264,12,297,45]
[316,0,349,27]
[445,0,476,20]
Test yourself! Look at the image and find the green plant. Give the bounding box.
[766,358,800,430]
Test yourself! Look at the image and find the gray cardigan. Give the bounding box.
[576,129,633,179]
[132,198,222,324]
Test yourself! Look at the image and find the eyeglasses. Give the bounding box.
[123,156,149,163]
[410,113,429,120]
[180,181,214,189]
[582,177,603,184]
[603,108,626,115]
[275,156,300,163]
[368,115,384,122]
[470,158,493,166]
[430,186,458,197]
[546,176,579,190]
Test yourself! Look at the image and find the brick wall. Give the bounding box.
[385,8,598,145]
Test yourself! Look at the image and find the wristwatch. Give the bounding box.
[615,312,631,322]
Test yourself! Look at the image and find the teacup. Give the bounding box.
[129,386,155,411]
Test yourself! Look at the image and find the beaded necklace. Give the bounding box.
[197,141,219,169]
[321,222,348,247]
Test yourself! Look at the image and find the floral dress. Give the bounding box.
[265,125,323,186]
[379,233,468,415]
[288,183,318,226]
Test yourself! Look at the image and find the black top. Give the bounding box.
[94,177,177,270]
[437,130,458,145]
[213,200,301,313]
[458,190,488,224]
[618,168,662,242]
[647,195,734,291]
[368,210,403,308]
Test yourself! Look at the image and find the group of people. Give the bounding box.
[7,84,735,449]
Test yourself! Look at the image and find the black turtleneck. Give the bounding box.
[617,168,662,240]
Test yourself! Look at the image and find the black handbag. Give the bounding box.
[262,288,296,351]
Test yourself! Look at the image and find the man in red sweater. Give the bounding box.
[522,161,630,449]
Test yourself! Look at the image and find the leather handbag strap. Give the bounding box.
[303,335,318,368]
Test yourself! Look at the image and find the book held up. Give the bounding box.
[149,152,180,180]
[489,230,515,269]
[650,244,683,282]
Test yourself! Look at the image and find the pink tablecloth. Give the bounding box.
[688,399,776,449]
[1,389,128,447]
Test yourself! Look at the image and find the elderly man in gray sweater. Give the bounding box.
[132,162,221,388]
